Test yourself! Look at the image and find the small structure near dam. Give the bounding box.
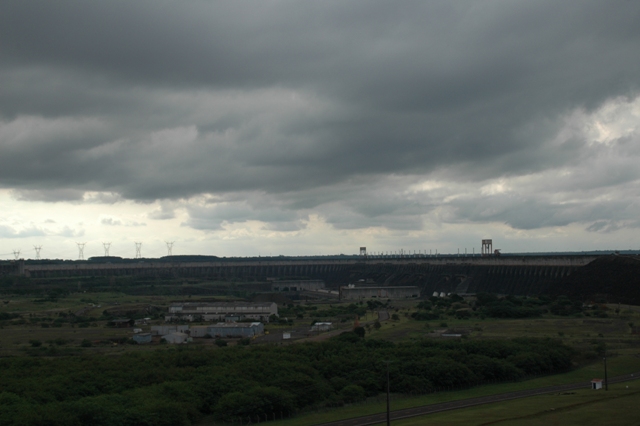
[339,285,419,300]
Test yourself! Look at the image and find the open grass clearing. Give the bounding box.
[371,383,640,426]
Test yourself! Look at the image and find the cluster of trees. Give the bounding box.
[474,294,544,319]
[0,336,573,425]
[0,275,241,298]
[312,303,368,319]
[411,293,597,321]
[277,301,389,322]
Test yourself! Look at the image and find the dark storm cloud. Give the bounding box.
[12,188,85,202]
[1,1,640,231]
[184,195,307,232]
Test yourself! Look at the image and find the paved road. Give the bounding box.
[316,372,640,426]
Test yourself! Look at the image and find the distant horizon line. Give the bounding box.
[5,249,639,262]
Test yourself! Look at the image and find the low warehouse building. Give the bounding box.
[151,325,189,336]
[271,280,325,292]
[207,322,264,338]
[164,332,189,344]
[339,286,420,300]
[189,325,210,338]
[311,322,332,332]
[168,302,277,323]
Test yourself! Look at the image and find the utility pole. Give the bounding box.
[387,364,391,426]
[604,355,609,390]
[384,360,392,426]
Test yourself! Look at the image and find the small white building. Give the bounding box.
[591,379,603,390]
[164,332,189,344]
[311,322,332,332]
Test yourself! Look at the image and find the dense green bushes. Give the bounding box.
[0,336,573,425]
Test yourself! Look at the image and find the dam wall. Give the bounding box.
[15,256,596,296]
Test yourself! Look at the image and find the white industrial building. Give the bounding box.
[163,332,189,344]
[167,302,278,323]
[151,325,189,336]
[311,322,333,332]
[207,322,264,338]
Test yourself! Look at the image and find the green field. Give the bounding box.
[198,352,640,426]
[2,279,640,426]
[375,383,640,426]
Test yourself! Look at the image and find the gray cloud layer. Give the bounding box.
[1,1,640,235]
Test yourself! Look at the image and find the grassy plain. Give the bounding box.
[372,384,640,426]
[1,289,639,355]
[3,281,640,426]
[249,354,640,426]
[0,290,237,355]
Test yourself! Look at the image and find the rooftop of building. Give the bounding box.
[170,302,276,308]
[208,322,262,328]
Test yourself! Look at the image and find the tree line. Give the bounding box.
[0,335,573,426]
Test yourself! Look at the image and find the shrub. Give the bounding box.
[215,386,295,421]
[339,385,366,403]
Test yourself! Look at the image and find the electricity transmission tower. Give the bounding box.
[12,250,21,260]
[134,242,142,259]
[33,246,42,260]
[76,243,86,260]
[103,242,111,257]
[165,241,174,256]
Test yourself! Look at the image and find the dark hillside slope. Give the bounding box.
[552,255,640,304]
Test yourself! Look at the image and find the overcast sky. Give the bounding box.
[1,1,640,260]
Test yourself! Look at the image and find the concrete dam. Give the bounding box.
[11,255,596,297]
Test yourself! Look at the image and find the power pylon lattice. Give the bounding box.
[134,242,142,259]
[103,242,111,257]
[76,243,86,260]
[33,246,42,260]
[12,250,21,260]
[166,241,174,257]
